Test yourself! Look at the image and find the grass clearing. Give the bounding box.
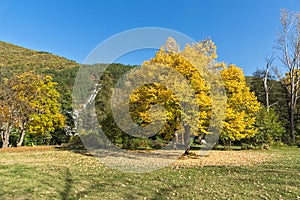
[0,146,299,199]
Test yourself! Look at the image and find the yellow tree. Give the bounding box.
[0,104,13,148]
[0,72,64,147]
[127,37,216,141]
[220,64,260,144]
[0,78,18,148]
[114,37,258,149]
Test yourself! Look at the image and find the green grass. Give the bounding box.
[0,147,299,200]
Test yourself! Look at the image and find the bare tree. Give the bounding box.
[263,56,278,112]
[264,57,272,112]
[277,9,300,143]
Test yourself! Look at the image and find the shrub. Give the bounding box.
[241,143,255,150]
[23,132,52,146]
[129,138,153,150]
[68,135,84,148]
[9,129,20,147]
[272,141,286,147]
[253,107,285,145]
[49,128,70,145]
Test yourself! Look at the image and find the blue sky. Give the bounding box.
[0,0,299,75]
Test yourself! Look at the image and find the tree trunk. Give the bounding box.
[264,66,269,112]
[172,133,178,150]
[264,78,269,112]
[17,129,26,147]
[1,125,10,148]
[289,105,296,144]
[183,122,190,154]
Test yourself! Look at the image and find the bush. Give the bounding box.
[129,138,153,150]
[49,128,70,145]
[23,132,52,146]
[241,143,255,150]
[68,135,84,148]
[253,107,285,145]
[9,129,20,147]
[272,141,286,147]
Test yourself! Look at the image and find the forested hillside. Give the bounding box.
[0,41,78,70]
[0,41,81,147]
[0,40,137,147]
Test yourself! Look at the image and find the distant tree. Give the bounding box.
[43,66,80,135]
[276,9,300,143]
[95,64,136,147]
[250,67,289,130]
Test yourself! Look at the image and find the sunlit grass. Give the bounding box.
[0,146,299,199]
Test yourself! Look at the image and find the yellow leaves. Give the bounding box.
[221,64,260,141]
[132,37,260,142]
[131,38,216,137]
[165,37,180,53]
[0,72,64,136]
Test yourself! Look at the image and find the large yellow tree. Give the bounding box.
[128,38,260,144]
[127,37,216,140]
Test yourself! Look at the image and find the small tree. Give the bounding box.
[253,107,285,145]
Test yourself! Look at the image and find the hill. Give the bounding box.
[0,41,138,139]
[0,41,79,70]
[0,41,81,130]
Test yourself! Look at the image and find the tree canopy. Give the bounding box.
[0,72,64,147]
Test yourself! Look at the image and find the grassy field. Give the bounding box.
[0,146,299,200]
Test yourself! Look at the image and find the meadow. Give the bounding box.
[0,146,299,200]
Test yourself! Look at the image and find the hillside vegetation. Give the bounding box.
[0,41,79,70]
[0,41,82,147]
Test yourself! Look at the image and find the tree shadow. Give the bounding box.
[59,168,73,200]
[55,145,93,157]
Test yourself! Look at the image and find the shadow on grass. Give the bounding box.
[0,164,74,200]
[60,168,73,200]
[55,145,93,157]
[55,144,186,161]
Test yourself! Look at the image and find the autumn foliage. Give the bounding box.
[0,72,64,148]
[127,38,260,143]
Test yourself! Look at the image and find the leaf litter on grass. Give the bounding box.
[0,146,276,168]
[175,150,276,167]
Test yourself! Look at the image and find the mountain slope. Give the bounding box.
[0,41,79,70]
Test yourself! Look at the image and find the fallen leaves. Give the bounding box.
[0,146,276,168]
[174,150,276,167]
